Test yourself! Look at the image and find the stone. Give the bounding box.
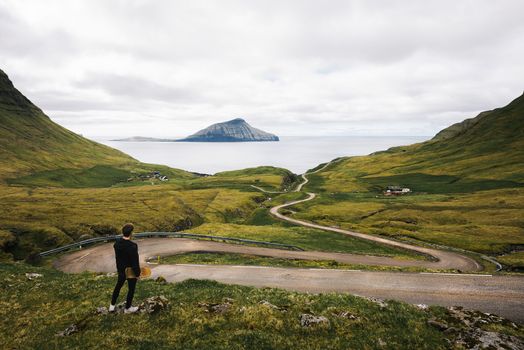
[415,304,429,310]
[332,311,359,320]
[94,272,116,280]
[361,296,388,308]
[96,307,109,315]
[427,306,524,349]
[56,324,78,337]
[25,272,43,280]
[139,295,169,314]
[427,319,448,331]
[300,314,330,327]
[259,300,280,310]
[454,329,524,349]
[198,301,232,314]
[211,303,231,314]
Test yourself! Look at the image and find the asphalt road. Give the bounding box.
[53,237,524,322]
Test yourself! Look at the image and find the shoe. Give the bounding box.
[124,306,139,314]
[108,304,116,312]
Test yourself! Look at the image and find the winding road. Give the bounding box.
[54,162,524,322]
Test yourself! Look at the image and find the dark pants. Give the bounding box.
[111,272,137,308]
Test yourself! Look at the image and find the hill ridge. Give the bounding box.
[0,69,136,181]
[432,93,524,142]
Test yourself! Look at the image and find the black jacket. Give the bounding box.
[113,238,140,277]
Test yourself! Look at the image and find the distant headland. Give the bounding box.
[114,118,279,142]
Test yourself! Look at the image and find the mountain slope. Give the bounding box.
[297,94,524,258]
[416,93,524,181]
[179,118,279,142]
[0,69,136,181]
[311,93,524,192]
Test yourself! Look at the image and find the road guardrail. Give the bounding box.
[39,231,304,257]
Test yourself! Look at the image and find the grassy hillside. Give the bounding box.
[1,262,522,349]
[300,94,524,268]
[0,70,310,260]
[0,69,140,181]
[307,93,524,194]
[3,66,522,270]
[186,166,299,192]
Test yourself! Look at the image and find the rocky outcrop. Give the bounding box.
[198,298,235,314]
[25,272,43,280]
[425,306,523,349]
[299,314,330,327]
[178,118,279,142]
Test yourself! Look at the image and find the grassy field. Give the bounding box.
[497,251,524,271]
[7,163,197,188]
[186,223,423,259]
[0,182,260,259]
[291,189,524,255]
[2,262,521,349]
[161,252,446,273]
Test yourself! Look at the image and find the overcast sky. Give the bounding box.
[1,0,523,138]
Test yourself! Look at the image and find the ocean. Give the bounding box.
[96,136,429,175]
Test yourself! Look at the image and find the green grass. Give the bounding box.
[187,166,300,192]
[292,189,524,257]
[497,251,524,271]
[161,252,447,273]
[4,262,521,349]
[186,223,425,259]
[0,183,265,259]
[362,173,523,194]
[8,165,133,188]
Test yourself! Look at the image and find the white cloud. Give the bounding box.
[0,0,523,138]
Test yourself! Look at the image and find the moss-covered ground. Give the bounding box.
[160,252,447,273]
[4,262,522,349]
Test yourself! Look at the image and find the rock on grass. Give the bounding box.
[300,314,330,327]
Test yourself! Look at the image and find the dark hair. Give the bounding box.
[122,223,134,237]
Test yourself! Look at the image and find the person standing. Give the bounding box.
[109,223,140,313]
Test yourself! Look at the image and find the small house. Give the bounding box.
[384,186,411,196]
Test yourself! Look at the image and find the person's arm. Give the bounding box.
[131,243,140,278]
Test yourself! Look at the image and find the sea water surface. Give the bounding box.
[96,136,429,174]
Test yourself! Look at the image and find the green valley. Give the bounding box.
[295,94,524,269]
[0,68,523,349]
[0,69,417,264]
